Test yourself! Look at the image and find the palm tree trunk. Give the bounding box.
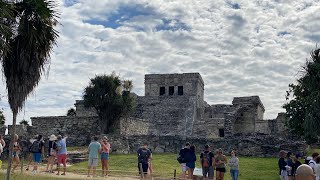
[6,110,17,180]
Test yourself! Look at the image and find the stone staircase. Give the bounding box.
[68,150,88,164]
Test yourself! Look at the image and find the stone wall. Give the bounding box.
[30,116,100,146]
[132,95,197,137]
[0,125,6,136]
[106,134,307,157]
[120,117,151,136]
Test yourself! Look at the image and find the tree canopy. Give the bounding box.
[83,73,135,133]
[283,48,320,144]
[67,108,76,116]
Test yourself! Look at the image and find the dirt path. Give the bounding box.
[1,167,140,180]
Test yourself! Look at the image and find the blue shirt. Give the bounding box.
[57,138,67,155]
[89,141,101,159]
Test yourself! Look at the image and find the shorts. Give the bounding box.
[186,162,195,169]
[33,153,42,163]
[138,163,148,174]
[57,154,67,166]
[216,167,226,173]
[180,163,187,172]
[101,152,109,160]
[203,166,214,179]
[88,158,98,167]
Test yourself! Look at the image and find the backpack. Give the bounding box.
[202,152,210,168]
[30,140,41,153]
[138,148,149,163]
[177,148,186,163]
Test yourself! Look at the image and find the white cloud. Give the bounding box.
[1,0,320,124]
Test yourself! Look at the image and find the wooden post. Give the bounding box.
[139,163,143,179]
[20,155,24,173]
[174,169,177,179]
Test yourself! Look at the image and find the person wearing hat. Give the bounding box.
[45,134,57,173]
[295,164,315,180]
[100,136,110,177]
[56,135,68,175]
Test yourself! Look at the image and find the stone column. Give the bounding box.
[224,113,235,138]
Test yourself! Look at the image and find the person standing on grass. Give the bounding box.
[279,150,288,180]
[26,135,37,171]
[46,134,57,173]
[148,148,153,176]
[12,134,21,173]
[292,154,302,179]
[286,152,294,180]
[314,156,320,180]
[56,135,68,175]
[87,136,101,177]
[295,164,314,180]
[100,136,110,177]
[177,142,191,180]
[137,142,151,179]
[228,150,239,180]
[215,148,227,180]
[200,145,215,180]
[186,145,196,179]
[30,134,45,174]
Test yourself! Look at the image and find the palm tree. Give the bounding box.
[0,0,13,57]
[0,1,59,179]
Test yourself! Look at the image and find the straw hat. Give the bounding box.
[49,134,57,141]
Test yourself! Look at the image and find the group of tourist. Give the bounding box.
[178,143,239,180]
[278,150,320,180]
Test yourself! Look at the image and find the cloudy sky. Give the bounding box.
[0,0,319,124]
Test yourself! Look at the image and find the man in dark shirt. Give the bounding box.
[200,144,215,179]
[178,142,191,180]
[137,143,151,179]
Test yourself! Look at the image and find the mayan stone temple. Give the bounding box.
[8,73,306,156]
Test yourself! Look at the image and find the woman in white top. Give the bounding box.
[314,156,320,180]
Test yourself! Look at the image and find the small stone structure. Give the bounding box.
[4,73,306,156]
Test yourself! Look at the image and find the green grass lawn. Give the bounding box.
[69,153,279,180]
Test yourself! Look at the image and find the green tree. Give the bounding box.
[83,73,134,133]
[67,108,76,116]
[0,0,59,178]
[0,109,5,125]
[19,119,29,126]
[283,48,320,144]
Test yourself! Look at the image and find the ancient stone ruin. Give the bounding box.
[3,73,306,156]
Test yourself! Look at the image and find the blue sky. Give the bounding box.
[0,0,320,124]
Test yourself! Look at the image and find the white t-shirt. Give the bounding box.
[314,164,320,180]
[309,159,316,169]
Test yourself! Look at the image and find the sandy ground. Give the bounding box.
[1,166,140,180]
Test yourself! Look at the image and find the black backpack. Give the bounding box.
[30,141,41,153]
[138,149,149,163]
